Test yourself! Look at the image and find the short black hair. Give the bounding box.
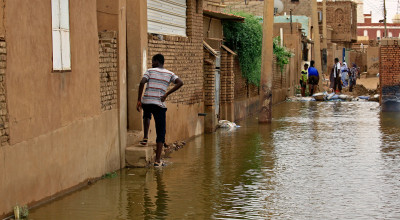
[152,54,164,65]
[335,58,339,62]
[310,60,315,67]
[304,63,309,67]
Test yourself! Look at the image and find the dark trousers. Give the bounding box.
[142,104,167,143]
[333,75,342,92]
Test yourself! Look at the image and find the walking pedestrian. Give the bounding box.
[300,63,309,97]
[137,54,184,167]
[341,62,349,87]
[330,58,342,94]
[349,63,358,92]
[307,60,319,96]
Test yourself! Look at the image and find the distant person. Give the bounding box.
[137,54,184,167]
[349,63,358,92]
[300,63,309,97]
[307,60,319,96]
[330,58,342,94]
[341,62,349,87]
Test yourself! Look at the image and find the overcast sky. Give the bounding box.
[363,0,398,23]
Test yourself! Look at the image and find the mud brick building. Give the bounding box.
[0,0,128,217]
[379,38,400,112]
[317,0,357,46]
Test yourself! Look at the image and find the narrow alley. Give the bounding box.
[28,101,400,219]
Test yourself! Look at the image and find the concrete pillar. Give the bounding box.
[127,0,147,130]
[259,0,274,123]
[118,0,127,168]
[322,0,327,49]
[311,0,323,89]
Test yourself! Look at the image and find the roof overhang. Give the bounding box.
[203,10,244,22]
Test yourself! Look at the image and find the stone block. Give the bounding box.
[125,145,155,167]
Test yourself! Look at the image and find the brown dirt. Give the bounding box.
[342,84,377,97]
[357,77,379,90]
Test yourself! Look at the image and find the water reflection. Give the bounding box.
[29,102,400,219]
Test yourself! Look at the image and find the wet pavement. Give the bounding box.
[29,102,400,219]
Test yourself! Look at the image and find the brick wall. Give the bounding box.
[0,39,8,145]
[147,0,203,105]
[380,39,400,111]
[99,31,118,111]
[233,57,259,99]
[220,49,234,104]
[204,48,216,107]
[234,58,247,99]
[272,56,288,90]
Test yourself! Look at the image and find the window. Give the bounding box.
[377,30,381,38]
[364,30,368,36]
[318,11,322,23]
[389,32,393,37]
[147,0,187,36]
[51,0,71,71]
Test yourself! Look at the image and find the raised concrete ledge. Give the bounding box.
[125,145,155,167]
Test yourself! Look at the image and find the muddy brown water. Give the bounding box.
[28,102,400,219]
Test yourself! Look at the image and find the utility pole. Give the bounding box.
[322,0,328,74]
[384,0,388,37]
[322,0,327,49]
[259,0,274,123]
[311,0,323,89]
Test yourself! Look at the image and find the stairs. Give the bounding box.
[125,130,155,167]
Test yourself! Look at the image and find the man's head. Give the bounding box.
[334,58,339,63]
[304,63,309,70]
[152,54,165,68]
[310,60,315,67]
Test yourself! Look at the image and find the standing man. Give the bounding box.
[307,60,319,96]
[330,58,342,94]
[137,54,184,167]
[300,63,309,97]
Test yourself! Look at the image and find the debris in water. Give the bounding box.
[218,120,239,128]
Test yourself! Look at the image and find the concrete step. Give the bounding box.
[125,144,155,167]
[126,130,142,147]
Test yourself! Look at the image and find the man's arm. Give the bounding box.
[136,77,148,112]
[161,78,184,102]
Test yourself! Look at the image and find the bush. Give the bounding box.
[223,12,292,86]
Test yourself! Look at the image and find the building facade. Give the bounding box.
[358,13,400,40]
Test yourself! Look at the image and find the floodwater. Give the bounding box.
[29,102,400,219]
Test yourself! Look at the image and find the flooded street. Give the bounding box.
[29,102,400,219]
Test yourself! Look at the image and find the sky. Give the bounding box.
[363,0,399,23]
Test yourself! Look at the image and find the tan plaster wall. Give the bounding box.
[5,0,101,144]
[367,46,379,76]
[97,0,119,31]
[0,0,4,38]
[234,96,259,122]
[0,110,120,217]
[127,0,148,131]
[145,103,205,143]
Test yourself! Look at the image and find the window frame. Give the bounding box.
[51,0,72,72]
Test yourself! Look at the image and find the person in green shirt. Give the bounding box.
[300,63,309,97]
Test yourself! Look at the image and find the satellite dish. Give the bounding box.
[274,0,284,14]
